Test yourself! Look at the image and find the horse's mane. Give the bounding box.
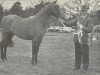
[27,3,50,19]
[40,2,50,11]
[34,2,50,15]
[37,2,55,16]
[2,2,56,21]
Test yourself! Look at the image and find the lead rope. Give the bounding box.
[59,18,83,45]
[58,18,66,27]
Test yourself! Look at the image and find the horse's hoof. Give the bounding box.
[32,63,36,66]
[32,63,37,66]
[31,61,37,66]
[2,59,7,62]
[1,57,3,60]
[8,41,14,47]
[8,44,14,47]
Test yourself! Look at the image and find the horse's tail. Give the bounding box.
[0,15,3,27]
[7,31,14,47]
[0,16,5,28]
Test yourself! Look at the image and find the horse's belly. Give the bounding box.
[11,21,32,40]
[14,32,31,40]
[13,30,31,40]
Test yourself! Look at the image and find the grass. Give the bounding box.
[0,32,100,75]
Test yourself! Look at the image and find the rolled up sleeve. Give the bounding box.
[82,19,94,33]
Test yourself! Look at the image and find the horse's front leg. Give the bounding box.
[31,37,42,65]
[0,39,8,62]
[31,37,37,65]
[3,45,8,61]
[0,42,4,60]
[3,38,8,62]
[34,37,42,64]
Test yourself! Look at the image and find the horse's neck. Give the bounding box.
[76,22,82,31]
[37,7,51,27]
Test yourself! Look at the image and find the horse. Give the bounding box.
[90,25,100,46]
[0,1,61,65]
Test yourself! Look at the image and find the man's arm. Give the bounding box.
[63,19,77,27]
[82,18,94,33]
[59,10,77,27]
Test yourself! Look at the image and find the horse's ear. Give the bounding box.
[52,0,57,4]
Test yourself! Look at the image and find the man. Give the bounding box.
[61,5,94,72]
[96,10,100,25]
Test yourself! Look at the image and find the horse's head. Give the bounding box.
[51,1,60,18]
[44,1,60,18]
[51,2,60,18]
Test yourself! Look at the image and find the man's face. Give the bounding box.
[80,10,87,16]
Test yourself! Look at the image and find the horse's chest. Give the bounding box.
[29,22,46,37]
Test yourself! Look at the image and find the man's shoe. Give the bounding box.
[72,67,80,71]
[81,69,87,73]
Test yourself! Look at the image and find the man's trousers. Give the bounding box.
[74,42,89,70]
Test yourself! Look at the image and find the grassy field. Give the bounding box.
[0,32,100,75]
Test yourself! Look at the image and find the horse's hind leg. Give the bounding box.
[1,46,3,59]
[0,37,8,62]
[8,32,14,47]
[2,32,14,61]
[0,40,4,60]
[3,38,8,61]
[3,43,8,61]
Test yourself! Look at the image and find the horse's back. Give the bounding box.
[1,15,35,40]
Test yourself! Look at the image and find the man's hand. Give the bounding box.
[80,24,84,29]
[77,22,84,30]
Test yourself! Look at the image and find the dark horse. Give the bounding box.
[0,1,61,65]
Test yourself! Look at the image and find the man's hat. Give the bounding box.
[14,1,21,5]
[81,5,89,11]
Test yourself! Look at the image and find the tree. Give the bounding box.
[59,0,100,26]
[22,7,34,18]
[9,1,23,17]
[0,4,3,24]
[22,0,50,18]
[62,0,100,15]
[33,1,44,15]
